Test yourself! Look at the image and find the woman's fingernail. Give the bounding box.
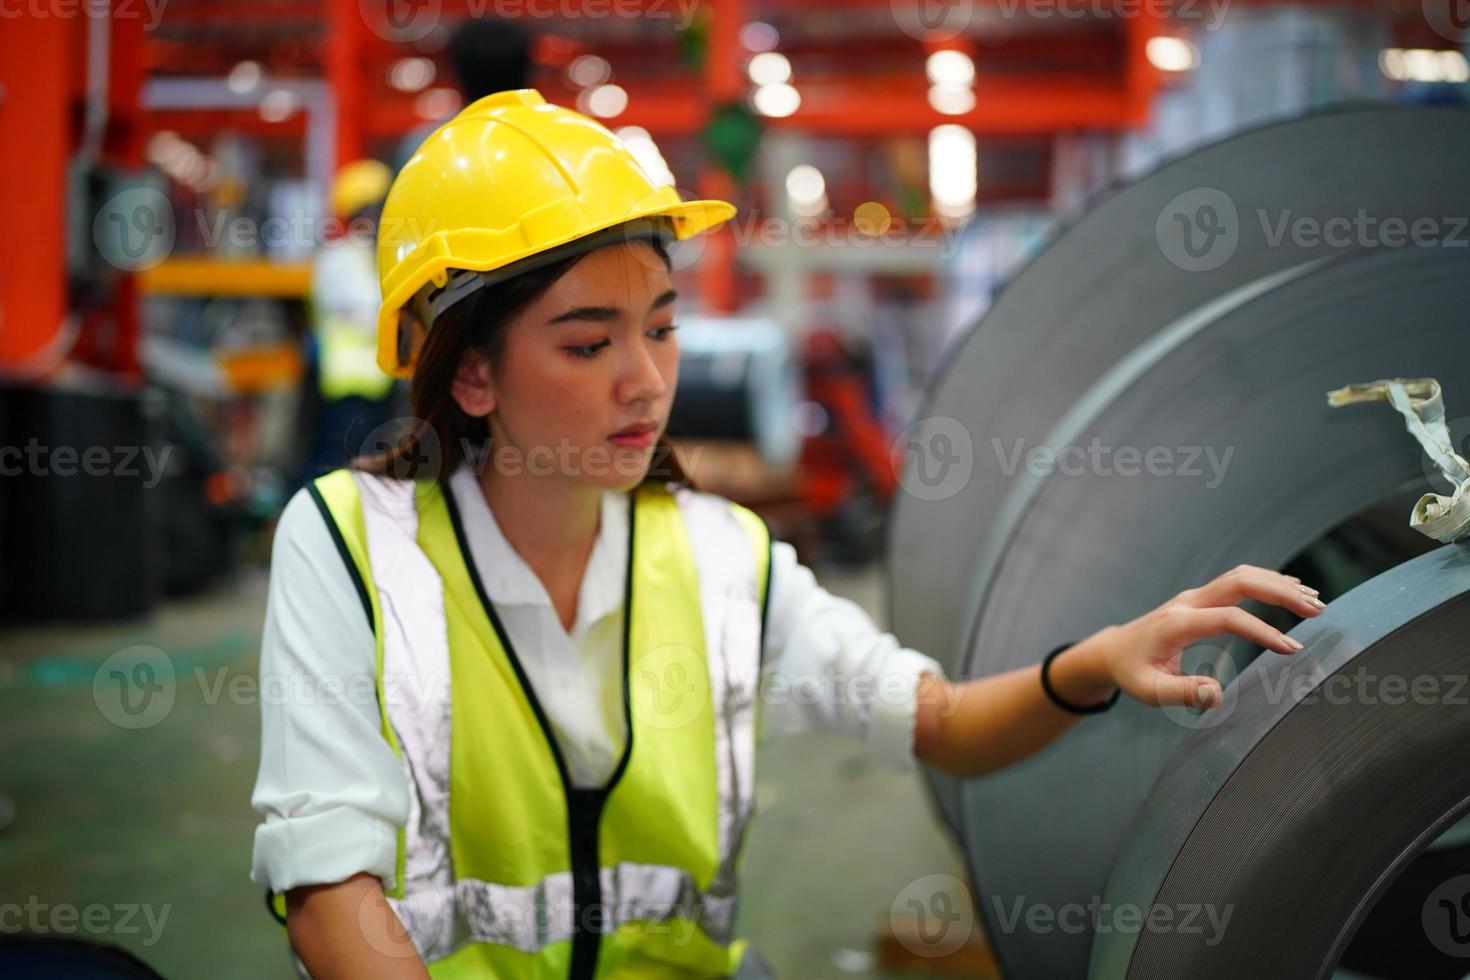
[1285,575,1301,583]
[1283,635,1304,651]
[1197,683,1217,706]
[1305,595,1326,610]
[1296,584,1320,596]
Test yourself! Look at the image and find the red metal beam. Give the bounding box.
[1121,0,1161,126]
[773,76,1133,133]
[700,0,743,313]
[151,0,320,25]
[347,69,1138,139]
[0,15,70,375]
[148,73,1138,143]
[327,0,366,169]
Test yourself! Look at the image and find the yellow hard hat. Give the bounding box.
[330,159,392,219]
[375,88,737,378]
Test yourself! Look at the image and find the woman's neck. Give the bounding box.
[475,463,604,629]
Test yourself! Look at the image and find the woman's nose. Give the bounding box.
[619,338,668,402]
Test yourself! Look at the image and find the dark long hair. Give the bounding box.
[354,237,695,489]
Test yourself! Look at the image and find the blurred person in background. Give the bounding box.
[303,16,531,487]
[299,159,399,486]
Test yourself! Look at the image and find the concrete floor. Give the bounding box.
[0,560,970,979]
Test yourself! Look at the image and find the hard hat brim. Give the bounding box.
[377,197,737,379]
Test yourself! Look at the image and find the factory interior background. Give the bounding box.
[4,0,1470,978]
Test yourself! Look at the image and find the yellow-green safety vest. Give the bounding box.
[318,314,396,401]
[268,467,773,979]
[310,240,395,402]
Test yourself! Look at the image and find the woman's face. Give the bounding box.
[462,240,681,493]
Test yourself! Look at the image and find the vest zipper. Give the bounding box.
[444,485,642,980]
[568,787,609,979]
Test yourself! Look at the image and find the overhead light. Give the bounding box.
[145,131,183,163]
[929,84,975,115]
[747,52,792,87]
[1404,48,1441,81]
[1380,47,1470,83]
[929,124,976,218]
[854,201,892,236]
[752,82,800,118]
[227,60,261,95]
[926,50,975,88]
[146,131,219,193]
[1441,49,1470,82]
[740,21,779,53]
[584,84,628,118]
[259,89,298,123]
[793,401,828,437]
[1146,36,1200,73]
[568,54,612,88]
[414,87,461,121]
[785,164,826,214]
[180,154,208,187]
[1380,47,1406,79]
[389,57,436,93]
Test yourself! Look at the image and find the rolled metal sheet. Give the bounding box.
[1090,542,1470,979]
[954,244,1470,978]
[668,317,802,468]
[883,105,1470,973]
[887,105,1470,679]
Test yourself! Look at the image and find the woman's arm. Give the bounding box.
[251,489,416,975]
[913,564,1326,777]
[757,538,947,770]
[286,873,430,979]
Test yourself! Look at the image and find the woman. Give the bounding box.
[249,90,1325,979]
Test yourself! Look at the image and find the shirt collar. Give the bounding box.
[447,465,629,628]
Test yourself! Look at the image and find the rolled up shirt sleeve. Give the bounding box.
[758,539,947,770]
[250,488,409,894]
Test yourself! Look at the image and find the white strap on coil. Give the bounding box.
[1327,377,1470,544]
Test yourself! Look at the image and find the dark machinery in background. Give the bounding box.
[887,105,1470,979]
[668,316,903,565]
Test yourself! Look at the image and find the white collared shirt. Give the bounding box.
[250,467,945,893]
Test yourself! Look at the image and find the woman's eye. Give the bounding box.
[649,324,679,341]
[565,340,610,359]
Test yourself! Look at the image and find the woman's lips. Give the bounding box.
[608,424,657,448]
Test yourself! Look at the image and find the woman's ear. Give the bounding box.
[451,347,497,418]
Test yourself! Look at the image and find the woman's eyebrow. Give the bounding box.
[546,289,679,325]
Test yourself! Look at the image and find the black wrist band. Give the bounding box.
[1041,643,1120,715]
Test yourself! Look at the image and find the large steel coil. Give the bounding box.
[886,105,1470,978]
[1092,543,1470,979]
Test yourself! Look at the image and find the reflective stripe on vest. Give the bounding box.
[290,468,771,979]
